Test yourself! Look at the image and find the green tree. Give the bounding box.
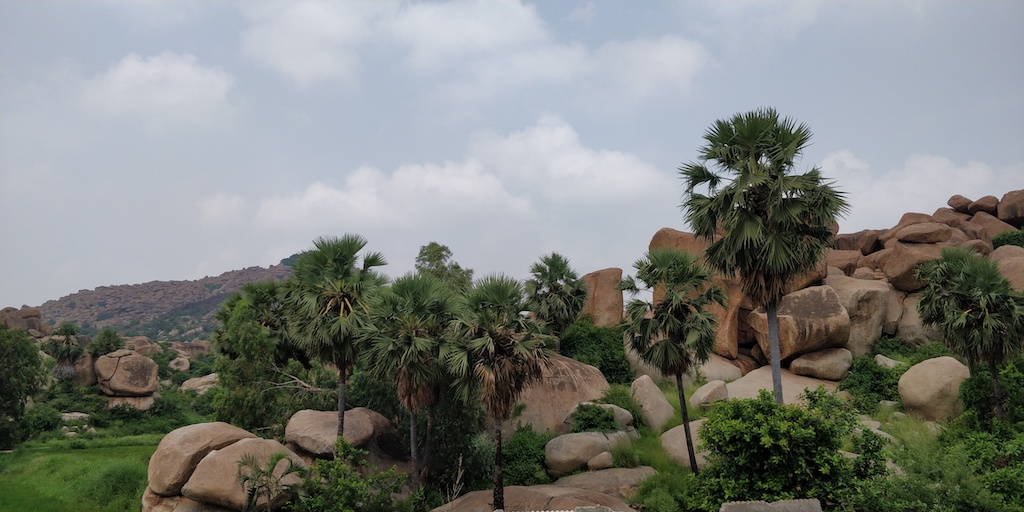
[680,108,849,403]
[286,234,387,438]
[362,273,460,489]
[618,247,725,473]
[0,325,45,449]
[237,451,306,512]
[89,327,124,356]
[447,274,551,511]
[917,247,1024,421]
[525,252,589,340]
[42,321,83,381]
[415,241,474,292]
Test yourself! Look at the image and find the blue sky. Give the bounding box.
[1,0,1022,307]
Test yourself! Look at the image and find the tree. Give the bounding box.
[680,107,848,403]
[237,451,307,512]
[286,234,387,438]
[89,327,124,356]
[618,247,725,474]
[362,273,460,489]
[524,252,589,340]
[446,274,551,511]
[43,321,83,381]
[415,242,474,292]
[916,247,1024,421]
[0,325,45,449]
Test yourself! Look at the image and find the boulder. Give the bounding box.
[997,189,1024,226]
[874,354,905,370]
[698,353,743,382]
[993,250,1024,292]
[148,422,257,496]
[180,373,218,395]
[896,293,941,346]
[859,248,893,271]
[661,418,709,470]
[948,194,973,213]
[587,451,614,470]
[580,268,624,328]
[898,357,970,421]
[878,213,934,245]
[95,349,158,397]
[883,242,942,292]
[748,286,851,361]
[630,375,674,431]
[169,357,190,373]
[545,431,633,477]
[108,396,156,411]
[823,273,891,356]
[720,499,823,512]
[826,249,862,276]
[960,238,994,256]
[554,467,658,500]
[990,244,1024,262]
[789,348,852,381]
[689,380,728,407]
[430,485,637,512]
[567,402,633,431]
[932,207,971,227]
[181,437,306,511]
[894,222,952,244]
[883,288,906,336]
[170,340,212,359]
[726,367,839,403]
[512,354,610,435]
[968,211,1017,239]
[833,229,880,256]
[142,487,233,512]
[124,336,163,356]
[61,412,90,422]
[285,408,378,456]
[967,195,999,215]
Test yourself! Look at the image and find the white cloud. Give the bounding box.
[199,193,246,228]
[80,52,234,124]
[591,36,710,100]
[699,0,821,43]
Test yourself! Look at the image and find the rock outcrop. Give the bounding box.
[580,268,624,328]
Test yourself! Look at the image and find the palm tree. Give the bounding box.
[237,451,307,512]
[362,273,460,489]
[43,322,83,381]
[618,247,725,474]
[680,107,848,403]
[446,274,551,511]
[525,252,589,340]
[916,247,1024,421]
[285,234,387,438]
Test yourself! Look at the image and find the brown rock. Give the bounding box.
[932,207,971,227]
[553,466,657,500]
[142,486,233,512]
[545,431,633,476]
[896,293,941,346]
[181,438,306,511]
[859,248,893,271]
[883,243,942,292]
[95,349,159,396]
[169,357,190,373]
[968,195,999,215]
[993,252,1024,292]
[958,219,991,242]
[108,395,156,411]
[148,422,256,496]
[960,239,994,256]
[834,229,881,255]
[431,485,637,512]
[948,194,973,213]
[898,357,969,421]
[968,211,1017,240]
[630,375,674,431]
[748,286,851,361]
[180,374,218,395]
[879,213,934,245]
[998,189,1024,227]
[725,366,839,403]
[124,336,163,356]
[587,451,614,470]
[883,288,907,336]
[689,380,729,407]
[170,340,212,359]
[789,348,853,381]
[733,354,761,374]
[661,418,709,470]
[73,350,98,387]
[698,353,742,382]
[285,408,378,456]
[894,222,952,244]
[826,249,862,276]
[512,354,610,435]
[580,267,624,328]
[823,274,891,356]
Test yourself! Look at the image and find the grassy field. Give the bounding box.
[0,439,158,512]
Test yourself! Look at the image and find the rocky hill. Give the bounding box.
[35,263,292,340]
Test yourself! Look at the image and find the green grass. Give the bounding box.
[658,378,708,432]
[0,443,156,512]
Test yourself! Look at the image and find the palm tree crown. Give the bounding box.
[525,252,589,339]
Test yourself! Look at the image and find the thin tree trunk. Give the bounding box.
[409,410,421,489]
[676,372,700,475]
[767,303,784,404]
[336,365,347,439]
[493,420,504,511]
[988,359,1006,422]
[421,402,437,484]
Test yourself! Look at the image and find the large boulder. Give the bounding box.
[181,438,306,511]
[826,249,862,276]
[833,229,881,256]
[545,431,633,477]
[878,213,934,246]
[431,485,637,512]
[968,211,1017,240]
[896,293,941,346]
[789,348,853,381]
[968,195,999,215]
[698,353,743,382]
[170,340,212,359]
[898,357,970,421]
[284,408,379,457]
[689,380,728,407]
[748,286,851,362]
[948,194,973,213]
[180,373,219,395]
[169,357,190,373]
[932,207,971,227]
[142,487,232,512]
[73,350,98,387]
[883,242,942,292]
[630,375,674,431]
[997,189,1024,227]
[883,288,906,336]
[661,418,709,470]
[893,222,952,244]
[726,367,839,403]
[553,466,658,501]
[95,349,159,397]
[823,273,891,356]
[148,422,256,496]
[580,267,624,328]
[992,246,1024,292]
[124,336,163,356]
[512,354,610,435]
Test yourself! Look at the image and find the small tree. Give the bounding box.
[43,322,83,381]
[0,325,45,449]
[415,241,474,292]
[237,452,306,512]
[524,252,589,340]
[89,327,124,356]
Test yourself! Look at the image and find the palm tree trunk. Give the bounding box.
[988,359,1006,422]
[676,372,700,475]
[421,402,437,484]
[493,419,504,511]
[336,365,348,439]
[767,302,785,404]
[409,410,421,489]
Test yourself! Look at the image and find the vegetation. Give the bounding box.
[524,252,589,339]
[88,327,124,356]
[414,241,474,292]
[993,227,1024,249]
[838,356,903,414]
[570,403,618,433]
[42,322,84,381]
[1,325,45,449]
[559,319,632,384]
[287,440,410,512]
[680,107,849,403]
[502,425,556,486]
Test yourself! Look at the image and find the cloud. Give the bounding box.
[199,193,246,228]
[821,150,1024,232]
[698,0,821,43]
[80,52,234,124]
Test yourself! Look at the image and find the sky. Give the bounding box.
[1,0,1022,308]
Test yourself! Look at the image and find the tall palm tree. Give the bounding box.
[618,247,725,474]
[446,274,551,511]
[525,252,589,340]
[916,247,1024,421]
[285,234,387,438]
[680,107,848,403]
[43,322,83,381]
[362,273,460,489]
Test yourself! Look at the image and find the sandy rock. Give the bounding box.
[689,380,728,407]
[789,348,852,381]
[948,194,973,213]
[824,273,890,356]
[826,249,862,276]
[630,375,674,431]
[726,367,839,403]
[587,451,614,470]
[959,238,994,256]
[95,349,159,397]
[896,293,941,346]
[851,267,876,280]
[991,245,1024,262]
[834,229,881,256]
[879,213,934,245]
[732,354,761,375]
[968,211,1017,240]
[699,353,743,381]
[580,268,624,328]
[661,418,709,470]
[180,374,218,395]
[430,485,638,512]
[898,357,969,421]
[968,195,999,215]
[997,189,1024,227]
[554,466,658,500]
[894,222,952,244]
[545,431,633,477]
[748,286,851,362]
[512,354,610,435]
[859,248,893,271]
[285,408,378,456]
[181,438,306,511]
[883,242,943,292]
[883,288,906,336]
[996,256,1024,292]
[148,422,257,496]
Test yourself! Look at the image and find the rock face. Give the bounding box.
[544,431,633,477]
[73,350,98,387]
[661,418,709,470]
[896,293,941,346]
[142,487,232,512]
[789,348,853,381]
[823,274,891,356]
[898,357,970,421]
[748,286,851,362]
[148,422,256,496]
[699,353,743,382]
[95,349,159,397]
[630,375,675,431]
[169,357,190,372]
[431,485,638,512]
[512,354,610,435]
[181,437,306,511]
[970,211,1017,239]
[580,268,624,328]
[553,467,657,500]
[992,245,1024,292]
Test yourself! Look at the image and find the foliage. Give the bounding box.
[524,252,589,339]
[570,403,619,433]
[288,439,408,512]
[838,356,903,414]
[559,319,633,384]
[993,228,1024,249]
[42,322,84,381]
[0,325,45,449]
[872,336,915,358]
[630,471,700,512]
[237,451,307,512]
[956,361,1024,432]
[88,328,124,356]
[597,384,646,429]
[25,404,62,434]
[906,342,954,366]
[414,241,474,292]
[502,425,556,486]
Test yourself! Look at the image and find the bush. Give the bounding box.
[872,336,915,358]
[24,404,61,433]
[993,228,1024,249]
[560,320,634,384]
[503,425,556,486]
[288,439,408,512]
[88,328,124,356]
[598,384,645,429]
[570,403,618,433]
[907,341,954,366]
[630,471,700,512]
[839,356,902,414]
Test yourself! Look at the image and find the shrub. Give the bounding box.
[560,320,634,384]
[24,404,61,433]
[289,439,408,512]
[839,356,902,414]
[907,341,954,366]
[503,425,556,486]
[598,384,645,429]
[993,228,1024,249]
[630,471,700,512]
[872,336,914,358]
[88,328,124,356]
[571,404,618,433]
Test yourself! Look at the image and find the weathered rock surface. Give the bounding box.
[689,380,728,407]
[149,422,256,496]
[430,485,637,512]
[823,274,890,356]
[125,336,163,355]
[73,350,98,387]
[879,213,934,245]
[826,249,862,276]
[948,194,973,213]
[630,375,674,431]
[720,499,823,512]
[95,349,159,396]
[142,487,233,512]
[898,357,969,421]
[874,354,905,369]
[894,222,952,244]
[181,438,306,511]
[587,451,614,470]
[553,467,658,500]
[968,195,999,215]
[661,418,709,470]
[726,367,839,403]
[180,373,218,395]
[513,354,610,435]
[580,268,624,328]
[169,357,190,372]
[545,431,633,477]
[748,286,851,361]
[789,348,852,381]
[108,395,157,411]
